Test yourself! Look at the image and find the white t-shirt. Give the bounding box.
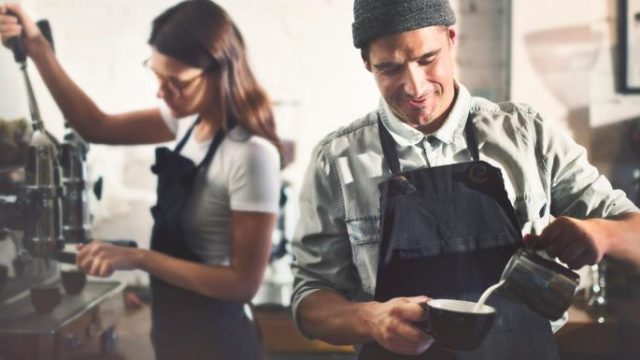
[160,110,281,265]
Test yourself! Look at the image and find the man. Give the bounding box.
[291,0,640,359]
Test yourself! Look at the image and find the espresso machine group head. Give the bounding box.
[20,131,65,257]
[1,19,128,265]
[0,19,129,269]
[37,20,93,245]
[9,20,65,258]
[59,124,92,244]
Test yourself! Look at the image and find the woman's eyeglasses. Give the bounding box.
[143,58,208,97]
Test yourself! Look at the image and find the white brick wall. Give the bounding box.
[0,0,379,285]
[0,0,532,285]
[512,0,640,190]
[456,0,511,101]
[3,0,638,286]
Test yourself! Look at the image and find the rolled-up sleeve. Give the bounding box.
[534,111,638,217]
[290,143,359,338]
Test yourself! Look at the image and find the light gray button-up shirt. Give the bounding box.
[290,84,637,335]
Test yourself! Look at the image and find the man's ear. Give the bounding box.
[447,27,457,46]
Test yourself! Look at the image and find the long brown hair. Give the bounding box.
[149,0,282,156]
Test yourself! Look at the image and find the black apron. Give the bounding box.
[357,115,559,360]
[149,119,262,360]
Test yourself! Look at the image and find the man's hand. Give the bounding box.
[525,216,610,269]
[365,296,434,355]
[0,3,44,53]
[76,241,143,277]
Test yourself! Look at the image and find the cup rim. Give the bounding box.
[428,298,496,314]
[30,284,61,292]
[61,269,85,276]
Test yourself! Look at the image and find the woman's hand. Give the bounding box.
[76,241,143,277]
[0,3,46,56]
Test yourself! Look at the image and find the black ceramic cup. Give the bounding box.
[30,284,62,314]
[421,299,496,351]
[60,269,87,295]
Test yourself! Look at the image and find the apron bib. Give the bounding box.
[149,120,262,360]
[357,115,558,360]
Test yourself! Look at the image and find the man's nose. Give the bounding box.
[403,64,425,98]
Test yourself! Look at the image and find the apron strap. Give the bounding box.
[173,117,227,170]
[377,112,479,174]
[196,129,226,170]
[174,117,202,153]
[464,114,480,162]
[377,115,402,174]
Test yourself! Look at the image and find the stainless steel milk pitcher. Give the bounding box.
[501,248,580,320]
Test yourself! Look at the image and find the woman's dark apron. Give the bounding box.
[149,120,262,360]
[357,114,559,360]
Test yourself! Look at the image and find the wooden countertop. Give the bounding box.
[65,298,640,358]
[255,306,355,354]
[555,299,640,358]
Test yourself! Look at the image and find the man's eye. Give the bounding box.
[380,65,402,75]
[418,58,435,66]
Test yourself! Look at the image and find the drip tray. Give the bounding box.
[0,280,125,360]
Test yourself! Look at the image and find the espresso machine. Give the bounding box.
[0,20,127,360]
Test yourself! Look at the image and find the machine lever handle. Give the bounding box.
[35,20,53,52]
[9,36,26,63]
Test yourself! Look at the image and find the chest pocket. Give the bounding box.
[345,216,381,295]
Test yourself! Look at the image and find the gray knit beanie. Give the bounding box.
[352,0,456,49]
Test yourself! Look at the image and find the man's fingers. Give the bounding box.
[385,331,433,356]
[523,233,539,247]
[405,295,429,304]
[568,252,594,270]
[556,241,587,265]
[391,318,429,343]
[545,235,572,258]
[390,301,426,322]
[539,217,571,247]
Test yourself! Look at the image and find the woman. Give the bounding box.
[0,1,280,359]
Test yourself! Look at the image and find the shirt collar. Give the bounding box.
[378,83,472,147]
